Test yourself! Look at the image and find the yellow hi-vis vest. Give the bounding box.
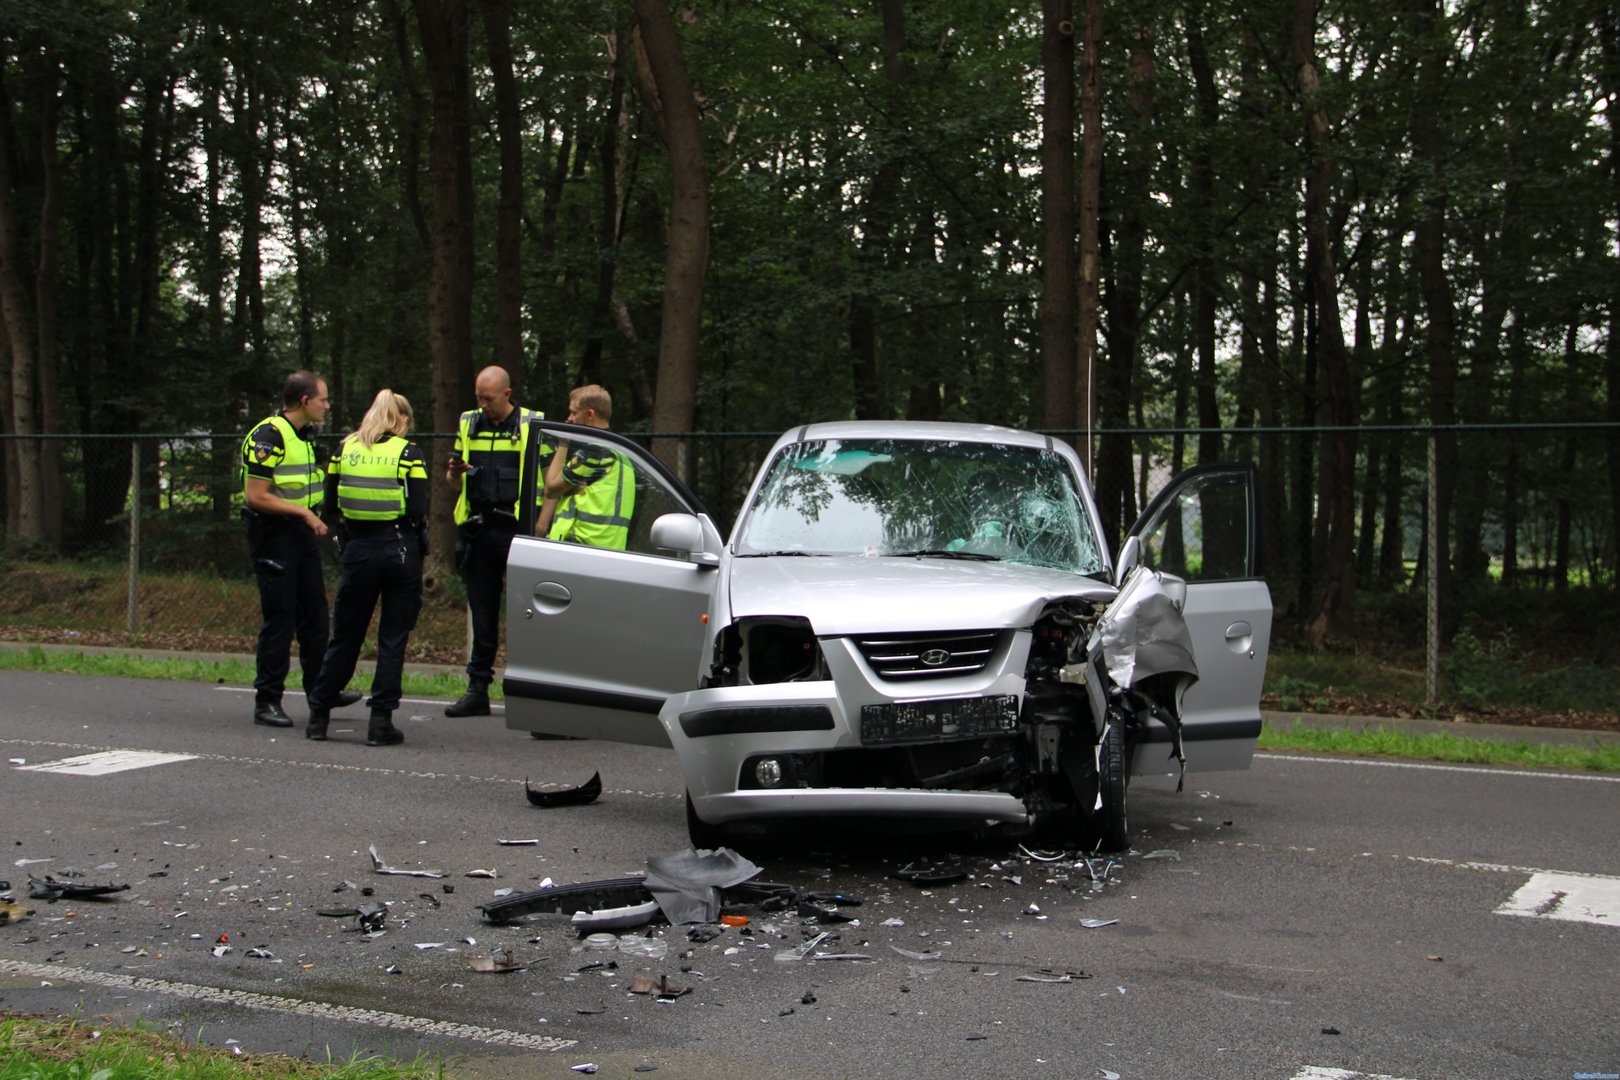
[241,413,324,509]
[452,407,546,525]
[334,434,422,521]
[548,444,635,550]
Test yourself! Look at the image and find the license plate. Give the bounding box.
[860,694,1020,746]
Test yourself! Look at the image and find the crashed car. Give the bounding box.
[504,420,1271,851]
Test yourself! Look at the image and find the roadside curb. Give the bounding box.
[3,640,1613,750]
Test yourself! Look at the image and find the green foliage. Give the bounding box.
[1257,720,1620,774]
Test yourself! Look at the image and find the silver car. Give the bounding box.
[505,420,1271,851]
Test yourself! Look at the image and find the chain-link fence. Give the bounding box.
[0,425,1614,671]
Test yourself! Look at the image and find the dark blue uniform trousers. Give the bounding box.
[461,518,518,688]
[309,530,423,713]
[252,527,330,706]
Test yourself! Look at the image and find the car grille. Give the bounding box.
[854,631,1001,680]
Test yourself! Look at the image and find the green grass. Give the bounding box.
[1258,718,1620,772]
[0,1014,441,1079]
[0,645,494,701]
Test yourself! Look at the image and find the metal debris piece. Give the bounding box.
[497,838,541,846]
[418,892,441,909]
[245,948,276,959]
[27,876,130,902]
[525,771,603,808]
[1141,849,1180,861]
[318,908,360,918]
[644,847,763,925]
[1099,1069,1121,1079]
[809,952,872,961]
[415,942,446,950]
[357,902,388,932]
[211,945,231,957]
[368,845,446,878]
[571,1065,598,1075]
[893,864,967,886]
[1018,845,1066,862]
[465,869,498,879]
[1080,919,1118,929]
[385,964,402,974]
[797,900,853,923]
[468,949,527,973]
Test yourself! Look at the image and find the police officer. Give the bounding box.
[541,384,636,549]
[306,390,429,746]
[241,371,360,727]
[443,366,545,717]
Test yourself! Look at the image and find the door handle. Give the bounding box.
[532,581,571,615]
[1224,621,1253,654]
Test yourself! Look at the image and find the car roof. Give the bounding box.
[781,420,1063,451]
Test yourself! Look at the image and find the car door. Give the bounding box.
[1119,463,1272,774]
[502,420,725,745]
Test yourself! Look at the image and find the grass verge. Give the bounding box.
[1258,719,1620,772]
[0,1014,440,1079]
[0,645,494,701]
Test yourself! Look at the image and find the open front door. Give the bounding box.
[502,421,724,745]
[1121,463,1272,774]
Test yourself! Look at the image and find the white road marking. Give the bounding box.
[16,749,198,776]
[0,737,680,800]
[1292,1068,1418,1080]
[213,686,503,711]
[1496,871,1620,928]
[1258,753,1620,783]
[0,959,575,1052]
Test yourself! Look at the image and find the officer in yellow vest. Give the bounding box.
[443,365,545,717]
[305,389,429,746]
[541,384,635,550]
[240,371,360,728]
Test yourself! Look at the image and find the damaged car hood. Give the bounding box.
[725,555,1117,636]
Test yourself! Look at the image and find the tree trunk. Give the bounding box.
[0,63,45,547]
[633,0,709,482]
[1074,0,1103,474]
[1603,14,1620,588]
[481,0,525,403]
[584,27,628,388]
[1186,4,1221,464]
[31,52,62,550]
[1039,0,1076,436]
[417,0,477,565]
[1412,0,1457,625]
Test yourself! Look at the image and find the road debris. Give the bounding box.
[525,771,602,808]
[1080,918,1118,928]
[27,876,130,902]
[572,899,660,932]
[644,847,762,925]
[893,864,967,885]
[368,845,445,878]
[468,949,527,973]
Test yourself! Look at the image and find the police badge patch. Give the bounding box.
[253,444,273,463]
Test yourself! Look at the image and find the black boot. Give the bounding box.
[444,685,491,717]
[305,706,330,741]
[366,708,404,747]
[254,701,293,728]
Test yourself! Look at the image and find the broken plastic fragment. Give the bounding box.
[644,847,762,926]
[1141,849,1179,860]
[571,1065,598,1075]
[245,947,275,959]
[1080,919,1118,929]
[357,902,388,932]
[1018,845,1066,862]
[468,949,527,973]
[572,900,660,932]
[465,869,498,879]
[893,864,967,886]
[525,771,603,808]
[497,838,540,846]
[889,945,940,962]
[368,845,446,878]
[1099,1069,1121,1079]
[27,876,130,903]
[773,930,830,963]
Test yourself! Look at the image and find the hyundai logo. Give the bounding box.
[919,648,952,667]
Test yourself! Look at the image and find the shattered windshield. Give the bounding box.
[737,438,1102,573]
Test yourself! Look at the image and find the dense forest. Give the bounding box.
[0,0,1616,648]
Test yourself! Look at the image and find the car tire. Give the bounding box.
[1093,719,1129,852]
[685,791,727,850]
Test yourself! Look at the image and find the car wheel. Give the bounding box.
[685,791,727,850]
[1093,719,1129,852]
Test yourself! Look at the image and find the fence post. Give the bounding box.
[128,439,141,634]
[1426,433,1438,706]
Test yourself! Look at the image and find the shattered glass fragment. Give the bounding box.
[889,945,940,962]
[773,931,830,962]
[468,949,527,973]
[368,846,445,878]
[525,772,603,808]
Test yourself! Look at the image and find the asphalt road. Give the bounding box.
[1,670,1616,1080]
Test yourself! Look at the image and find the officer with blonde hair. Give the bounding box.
[305,389,429,746]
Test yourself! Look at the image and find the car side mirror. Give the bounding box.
[651,513,720,567]
[1114,535,1141,588]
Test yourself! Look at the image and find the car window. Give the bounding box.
[530,426,694,559]
[1136,470,1253,581]
[737,438,1102,574]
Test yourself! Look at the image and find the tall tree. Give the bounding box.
[1074,0,1103,473]
[633,0,708,482]
[1039,0,1076,435]
[481,0,524,403]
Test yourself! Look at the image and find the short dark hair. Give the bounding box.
[283,371,323,408]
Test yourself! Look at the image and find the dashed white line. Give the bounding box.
[0,959,575,1052]
[1258,753,1619,782]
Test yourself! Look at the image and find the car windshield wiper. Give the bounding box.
[737,549,820,557]
[885,549,1002,561]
